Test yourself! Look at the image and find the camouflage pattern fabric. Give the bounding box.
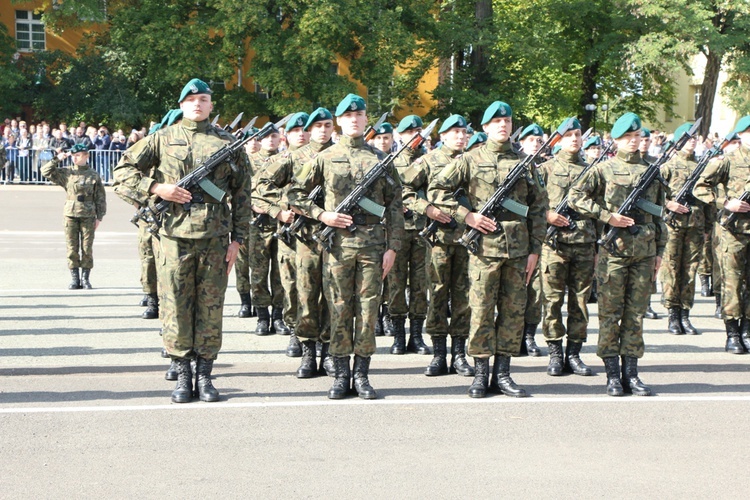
[64,217,97,269]
[524,264,542,324]
[697,201,716,276]
[295,238,330,342]
[138,221,158,294]
[235,241,251,294]
[277,237,297,326]
[249,225,284,308]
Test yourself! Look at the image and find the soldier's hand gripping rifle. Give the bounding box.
[457,122,573,255]
[418,188,471,247]
[720,191,750,229]
[312,118,439,251]
[545,139,614,250]
[664,136,730,227]
[597,118,702,255]
[273,185,323,243]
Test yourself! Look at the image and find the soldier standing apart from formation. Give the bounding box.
[639,128,660,320]
[659,122,704,336]
[42,143,106,290]
[694,116,750,354]
[429,102,547,398]
[289,94,405,399]
[539,118,594,377]
[113,79,252,403]
[568,112,666,397]
[402,115,474,377]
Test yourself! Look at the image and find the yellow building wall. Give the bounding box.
[0,1,88,56]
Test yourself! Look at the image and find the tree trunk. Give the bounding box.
[696,50,723,137]
[579,61,600,132]
[471,1,492,94]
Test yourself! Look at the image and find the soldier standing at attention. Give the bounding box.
[429,102,547,398]
[639,128,660,320]
[659,122,704,336]
[42,143,106,290]
[113,79,252,403]
[539,118,595,377]
[387,116,431,356]
[289,94,405,399]
[402,115,474,377]
[694,117,750,354]
[568,112,666,397]
[583,136,603,164]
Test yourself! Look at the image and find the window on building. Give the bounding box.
[254,83,268,100]
[330,63,339,75]
[15,10,46,51]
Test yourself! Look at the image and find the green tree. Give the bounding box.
[0,23,25,117]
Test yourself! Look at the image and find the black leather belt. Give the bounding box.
[76,195,91,202]
[352,214,381,225]
[188,192,221,204]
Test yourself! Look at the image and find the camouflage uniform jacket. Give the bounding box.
[568,149,667,258]
[661,150,706,229]
[393,145,426,231]
[694,144,750,234]
[112,118,252,241]
[289,134,404,251]
[42,159,106,219]
[539,150,597,245]
[428,139,547,258]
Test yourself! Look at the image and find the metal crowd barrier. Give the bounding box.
[1,148,123,186]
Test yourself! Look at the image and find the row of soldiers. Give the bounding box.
[113,78,750,403]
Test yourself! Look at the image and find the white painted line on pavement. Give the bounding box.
[0,230,135,236]
[0,288,141,294]
[1,395,749,414]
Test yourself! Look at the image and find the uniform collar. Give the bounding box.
[181,118,209,132]
[260,148,278,158]
[616,149,642,164]
[486,139,512,153]
[557,150,580,163]
[310,139,332,153]
[339,134,365,148]
[439,144,461,157]
[677,150,696,161]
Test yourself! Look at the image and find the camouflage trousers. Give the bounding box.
[277,236,297,327]
[138,221,157,294]
[541,243,595,342]
[524,258,543,324]
[467,255,526,358]
[719,229,750,320]
[249,224,283,308]
[660,225,702,310]
[295,238,330,343]
[698,227,713,276]
[387,229,429,320]
[712,222,723,294]
[64,216,96,269]
[426,242,470,339]
[324,244,383,357]
[157,235,228,360]
[234,240,251,295]
[596,252,654,359]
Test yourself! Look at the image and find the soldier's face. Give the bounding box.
[372,133,394,153]
[682,136,697,153]
[180,94,213,122]
[310,120,334,144]
[726,140,741,153]
[483,117,512,142]
[337,110,367,137]
[617,131,641,153]
[244,139,261,155]
[399,128,421,145]
[286,127,309,148]
[639,135,651,152]
[586,146,601,159]
[739,131,750,149]
[560,129,581,154]
[261,132,281,151]
[441,127,467,151]
[521,135,543,156]
[72,152,88,166]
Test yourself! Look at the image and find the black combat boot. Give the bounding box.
[170,358,193,403]
[272,307,291,335]
[715,293,722,319]
[564,341,593,376]
[374,306,384,336]
[644,300,658,319]
[142,293,159,319]
[680,309,699,335]
[725,319,744,354]
[68,268,81,290]
[319,342,335,377]
[296,340,317,379]
[603,357,624,397]
[237,292,253,318]
[468,357,490,398]
[740,319,750,352]
[699,274,711,297]
[546,340,564,376]
[316,341,323,357]
[139,294,149,307]
[383,306,395,337]
[390,317,407,355]
[668,307,684,335]
[489,354,528,397]
[588,279,598,304]
[406,318,431,355]
[255,307,271,335]
[424,336,449,376]
[352,355,377,400]
[80,268,92,289]
[165,359,178,381]
[522,323,542,357]
[328,356,351,399]
[194,357,220,402]
[160,347,169,358]
[286,331,302,357]
[621,356,652,396]
[450,337,475,376]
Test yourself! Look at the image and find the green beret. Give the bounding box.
[519,123,544,140]
[467,132,487,150]
[178,78,212,103]
[727,132,740,142]
[70,143,89,154]
[335,93,366,116]
[374,122,394,136]
[466,124,475,135]
[396,115,423,133]
[640,127,651,138]
[673,122,694,141]
[286,112,310,132]
[583,136,603,150]
[732,116,750,135]
[438,114,467,134]
[148,123,162,135]
[611,112,642,139]
[552,145,561,155]
[242,127,260,140]
[481,101,513,125]
[304,107,333,131]
[557,117,581,136]
[167,109,183,126]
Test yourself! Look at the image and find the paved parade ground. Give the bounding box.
[1,185,748,498]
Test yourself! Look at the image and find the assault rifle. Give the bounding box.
[274,185,323,243]
[363,113,389,143]
[664,136,730,227]
[313,118,439,251]
[720,191,750,229]
[130,114,288,235]
[418,188,471,247]
[457,122,573,255]
[223,112,243,132]
[544,139,614,250]
[597,118,701,255]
